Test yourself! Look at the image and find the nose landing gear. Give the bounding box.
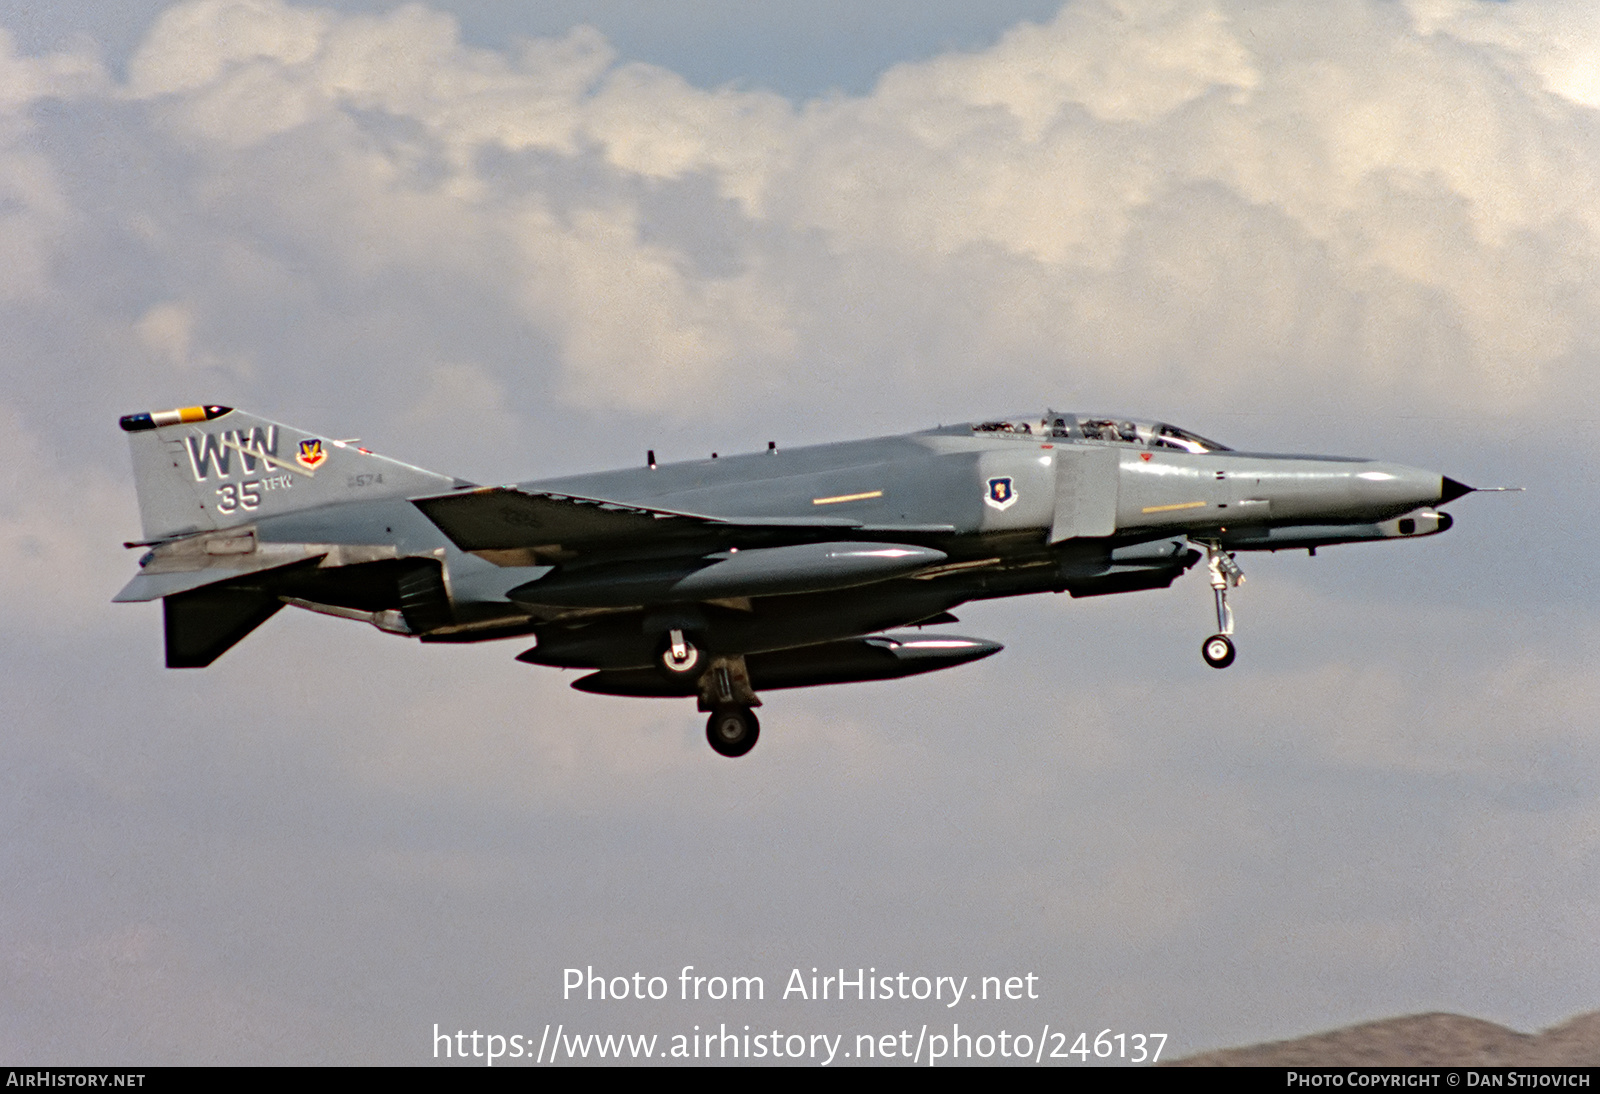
[1198,540,1243,669]
[1202,633,1236,669]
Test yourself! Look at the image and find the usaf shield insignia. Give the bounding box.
[296,438,328,470]
[985,476,1018,511]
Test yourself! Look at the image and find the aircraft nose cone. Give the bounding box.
[1439,477,1474,505]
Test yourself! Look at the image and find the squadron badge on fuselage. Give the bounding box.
[985,476,1018,511]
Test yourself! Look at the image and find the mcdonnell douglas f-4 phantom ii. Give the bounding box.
[117,406,1490,757]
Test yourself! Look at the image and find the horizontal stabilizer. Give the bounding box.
[114,532,400,603]
[163,584,283,668]
[117,562,313,603]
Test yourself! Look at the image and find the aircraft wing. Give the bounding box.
[412,487,708,552]
[411,486,951,563]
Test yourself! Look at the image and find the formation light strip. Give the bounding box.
[813,490,883,506]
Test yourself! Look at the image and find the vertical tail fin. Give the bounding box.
[120,405,459,541]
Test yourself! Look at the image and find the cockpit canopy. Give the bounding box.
[969,411,1231,453]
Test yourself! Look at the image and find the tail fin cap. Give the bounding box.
[120,406,232,432]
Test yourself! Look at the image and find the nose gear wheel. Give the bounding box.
[1202,633,1236,668]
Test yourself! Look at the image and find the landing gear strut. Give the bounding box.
[697,654,763,757]
[1198,540,1243,669]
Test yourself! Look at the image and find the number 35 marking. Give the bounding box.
[215,481,262,513]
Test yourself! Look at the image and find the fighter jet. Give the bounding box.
[116,406,1486,757]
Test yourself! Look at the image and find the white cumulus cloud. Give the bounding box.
[92,0,1597,423]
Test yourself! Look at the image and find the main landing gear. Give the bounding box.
[663,643,764,758]
[706,705,760,758]
[1198,540,1243,669]
[659,628,702,675]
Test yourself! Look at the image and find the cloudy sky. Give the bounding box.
[2,0,1596,1065]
